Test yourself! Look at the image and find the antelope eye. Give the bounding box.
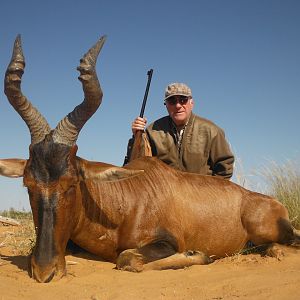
[23,176,36,188]
[59,177,77,191]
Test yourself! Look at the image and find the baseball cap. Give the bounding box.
[164,83,192,100]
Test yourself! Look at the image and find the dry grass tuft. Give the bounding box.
[260,160,300,229]
[0,208,35,256]
[234,158,300,230]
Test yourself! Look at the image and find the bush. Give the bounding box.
[0,207,32,220]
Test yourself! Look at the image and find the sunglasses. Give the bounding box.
[165,96,190,106]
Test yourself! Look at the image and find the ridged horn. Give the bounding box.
[53,35,106,146]
[4,35,51,145]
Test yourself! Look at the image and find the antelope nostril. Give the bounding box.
[33,269,56,283]
[44,271,55,283]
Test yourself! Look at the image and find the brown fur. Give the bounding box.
[2,153,299,282]
[0,158,26,178]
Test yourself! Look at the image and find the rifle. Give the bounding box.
[123,69,153,165]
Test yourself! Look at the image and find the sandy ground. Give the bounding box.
[1,224,300,300]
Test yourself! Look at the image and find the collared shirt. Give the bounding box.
[171,121,188,157]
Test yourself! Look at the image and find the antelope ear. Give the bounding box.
[95,167,144,182]
[0,159,27,178]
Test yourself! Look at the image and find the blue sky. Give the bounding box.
[0,0,299,210]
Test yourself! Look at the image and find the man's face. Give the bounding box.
[165,95,194,127]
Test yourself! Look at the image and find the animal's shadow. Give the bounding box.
[64,240,108,262]
[0,240,107,276]
[0,254,29,273]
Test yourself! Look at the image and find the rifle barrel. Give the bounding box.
[139,69,153,118]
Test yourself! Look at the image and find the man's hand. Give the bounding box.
[132,117,147,136]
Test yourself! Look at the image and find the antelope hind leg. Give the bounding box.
[116,249,144,272]
[116,249,213,272]
[264,242,300,260]
[143,251,213,271]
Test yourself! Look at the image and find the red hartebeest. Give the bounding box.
[1,35,299,283]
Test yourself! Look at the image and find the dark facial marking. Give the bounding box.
[29,135,72,183]
[33,192,57,266]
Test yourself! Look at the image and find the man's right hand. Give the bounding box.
[132,117,147,136]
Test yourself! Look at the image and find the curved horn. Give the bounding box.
[53,35,106,146]
[4,35,51,145]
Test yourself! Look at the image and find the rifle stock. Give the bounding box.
[129,130,152,162]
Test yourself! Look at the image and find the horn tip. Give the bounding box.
[100,35,107,42]
[11,34,24,61]
[95,35,107,49]
[15,34,22,44]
